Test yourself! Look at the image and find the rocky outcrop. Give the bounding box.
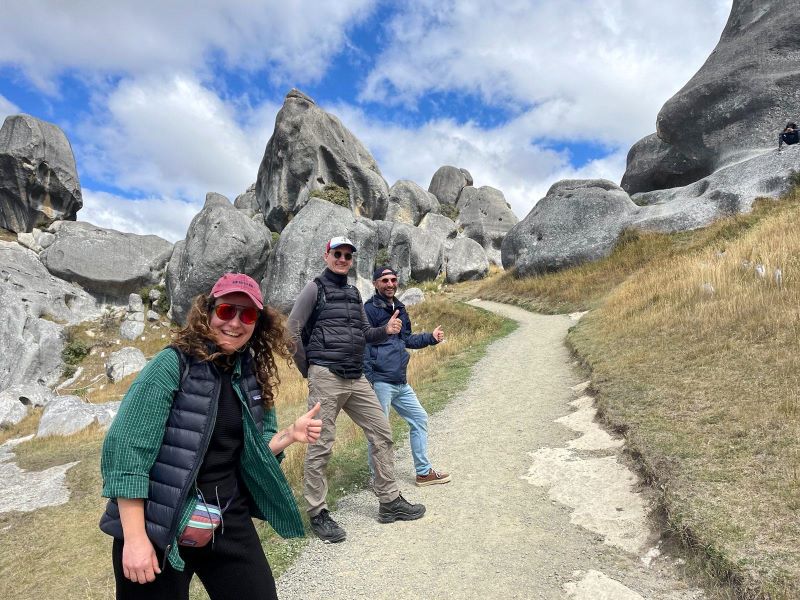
[502,180,638,276]
[386,180,440,226]
[0,115,82,233]
[40,221,172,299]
[383,223,444,283]
[0,241,99,391]
[621,0,800,194]
[428,166,473,206]
[17,228,55,254]
[446,238,489,283]
[262,198,381,311]
[418,212,458,241]
[255,89,390,231]
[631,145,799,232]
[36,396,119,437]
[398,287,425,307]
[167,193,271,324]
[456,186,518,266]
[0,383,54,427]
[234,183,260,218]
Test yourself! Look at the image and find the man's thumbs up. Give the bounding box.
[386,309,402,335]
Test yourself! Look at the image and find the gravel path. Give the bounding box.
[277,301,704,600]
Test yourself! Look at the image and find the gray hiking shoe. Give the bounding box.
[309,509,346,543]
[378,493,426,524]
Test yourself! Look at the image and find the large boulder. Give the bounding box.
[445,238,489,283]
[418,212,458,240]
[456,186,518,266]
[428,165,473,206]
[621,133,709,194]
[166,193,271,324]
[631,145,800,232]
[0,114,82,233]
[234,183,260,218]
[502,180,638,276]
[255,89,390,231]
[621,0,800,193]
[105,347,147,383]
[36,396,120,437]
[0,241,98,391]
[383,223,444,283]
[386,180,440,226]
[262,198,381,311]
[40,221,172,299]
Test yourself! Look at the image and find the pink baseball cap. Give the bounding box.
[211,273,264,309]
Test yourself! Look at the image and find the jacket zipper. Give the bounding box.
[160,375,221,572]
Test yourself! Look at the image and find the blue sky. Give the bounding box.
[0,0,732,241]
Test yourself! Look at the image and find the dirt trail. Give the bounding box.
[277,301,704,600]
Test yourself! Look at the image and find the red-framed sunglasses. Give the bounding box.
[213,303,260,325]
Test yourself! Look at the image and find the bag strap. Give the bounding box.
[301,278,325,347]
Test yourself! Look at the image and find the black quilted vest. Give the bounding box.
[305,269,366,377]
[99,347,263,561]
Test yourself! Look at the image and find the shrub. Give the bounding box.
[375,247,390,267]
[440,203,459,221]
[788,169,800,189]
[310,183,350,208]
[62,330,90,367]
[271,231,280,246]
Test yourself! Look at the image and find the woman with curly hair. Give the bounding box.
[99,273,321,600]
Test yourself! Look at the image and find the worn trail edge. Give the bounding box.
[277,301,703,600]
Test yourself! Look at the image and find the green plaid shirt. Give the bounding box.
[101,348,304,570]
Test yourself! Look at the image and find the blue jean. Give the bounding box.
[368,382,431,476]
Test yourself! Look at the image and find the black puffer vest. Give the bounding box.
[99,347,263,562]
[305,269,365,377]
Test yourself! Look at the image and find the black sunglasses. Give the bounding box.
[333,250,353,260]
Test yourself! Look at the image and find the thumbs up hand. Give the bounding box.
[386,309,402,335]
[292,402,322,444]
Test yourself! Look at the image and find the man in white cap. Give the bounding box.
[288,237,426,543]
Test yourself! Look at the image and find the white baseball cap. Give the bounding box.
[326,236,357,252]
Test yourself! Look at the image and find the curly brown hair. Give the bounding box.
[171,295,294,410]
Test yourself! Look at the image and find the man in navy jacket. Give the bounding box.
[363,266,451,486]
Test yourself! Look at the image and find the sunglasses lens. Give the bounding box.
[239,307,259,324]
[215,304,237,321]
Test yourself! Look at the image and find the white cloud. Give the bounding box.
[0,0,375,90]
[361,0,732,145]
[80,189,200,242]
[76,74,279,201]
[0,94,19,119]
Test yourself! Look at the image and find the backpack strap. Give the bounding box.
[300,278,326,347]
[167,345,190,385]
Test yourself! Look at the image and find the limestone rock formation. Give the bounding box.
[631,145,799,232]
[0,114,82,233]
[36,395,119,437]
[167,193,271,324]
[398,287,425,307]
[105,347,147,383]
[446,238,489,283]
[0,383,54,427]
[383,223,444,283]
[428,166,473,206]
[386,180,440,226]
[234,183,260,218]
[418,212,458,241]
[502,180,638,276]
[456,186,518,266]
[40,221,172,299]
[262,198,381,311]
[622,0,800,194]
[0,241,99,391]
[255,89,390,231]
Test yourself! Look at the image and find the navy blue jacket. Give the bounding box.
[363,293,438,384]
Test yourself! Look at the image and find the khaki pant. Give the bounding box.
[304,365,399,515]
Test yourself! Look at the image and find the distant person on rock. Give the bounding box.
[287,237,426,544]
[363,267,451,487]
[779,122,798,150]
[99,273,322,600]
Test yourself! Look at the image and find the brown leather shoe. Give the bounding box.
[415,469,451,487]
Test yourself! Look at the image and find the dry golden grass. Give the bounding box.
[0,295,509,600]
[566,191,800,598]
